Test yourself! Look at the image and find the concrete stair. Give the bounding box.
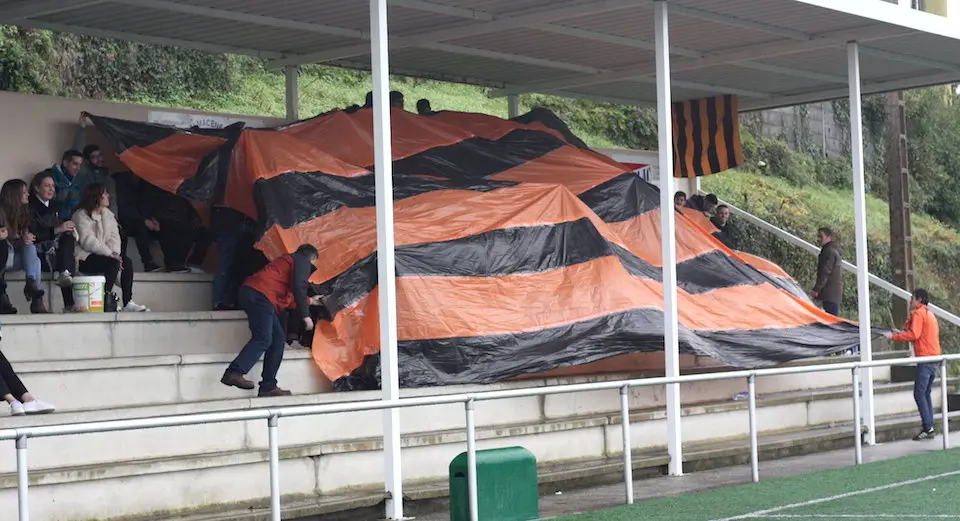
[0,370,937,521]
[4,271,215,313]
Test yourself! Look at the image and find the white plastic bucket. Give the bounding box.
[72,275,106,312]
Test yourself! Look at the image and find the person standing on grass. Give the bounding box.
[884,288,941,441]
[220,244,322,397]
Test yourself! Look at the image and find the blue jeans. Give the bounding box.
[212,230,240,307]
[822,301,839,316]
[227,286,284,393]
[915,362,939,431]
[10,243,42,283]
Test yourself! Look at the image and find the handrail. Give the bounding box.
[9,353,959,521]
[719,198,960,329]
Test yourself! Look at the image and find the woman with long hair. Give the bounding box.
[0,179,48,313]
[29,171,78,312]
[73,183,148,312]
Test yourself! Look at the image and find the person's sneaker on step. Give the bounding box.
[56,270,73,289]
[913,428,936,441]
[221,370,255,390]
[166,265,191,274]
[121,301,150,312]
[10,399,56,416]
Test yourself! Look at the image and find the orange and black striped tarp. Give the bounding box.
[88,106,872,389]
[672,94,744,178]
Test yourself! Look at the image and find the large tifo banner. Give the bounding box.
[87,105,873,390]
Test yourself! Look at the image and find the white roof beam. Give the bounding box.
[19,20,285,59]
[490,24,912,97]
[740,71,960,111]
[0,0,105,21]
[111,0,365,39]
[549,91,651,107]
[631,76,771,99]
[859,46,960,72]
[668,4,810,40]
[732,61,848,84]
[265,0,640,68]
[420,43,605,74]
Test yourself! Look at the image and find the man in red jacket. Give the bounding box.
[221,244,320,397]
[884,288,941,440]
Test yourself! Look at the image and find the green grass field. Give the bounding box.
[556,449,960,521]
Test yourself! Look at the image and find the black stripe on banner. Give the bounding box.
[723,94,738,168]
[676,250,773,294]
[706,96,722,174]
[315,218,664,318]
[578,172,661,223]
[690,98,705,177]
[255,172,518,229]
[673,102,689,178]
[391,129,566,180]
[332,310,864,388]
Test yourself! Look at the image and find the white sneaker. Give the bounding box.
[56,270,73,289]
[186,266,205,274]
[10,401,24,416]
[22,399,54,415]
[121,301,150,312]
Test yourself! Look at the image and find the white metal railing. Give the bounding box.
[5,354,959,521]
[719,198,960,328]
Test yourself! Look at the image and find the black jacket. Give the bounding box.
[711,218,739,250]
[813,241,844,304]
[28,195,66,243]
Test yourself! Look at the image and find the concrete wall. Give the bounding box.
[743,102,846,158]
[0,90,282,185]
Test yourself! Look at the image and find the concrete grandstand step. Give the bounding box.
[9,350,329,413]
[0,376,932,487]
[0,310,249,362]
[3,405,953,521]
[3,271,214,313]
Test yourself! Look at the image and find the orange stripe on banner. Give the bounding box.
[311,287,381,381]
[699,98,712,176]
[729,95,745,166]
[736,251,792,279]
[118,134,226,193]
[490,146,629,194]
[256,183,608,284]
[684,101,697,178]
[429,111,567,143]
[606,210,720,266]
[714,96,730,171]
[681,208,719,234]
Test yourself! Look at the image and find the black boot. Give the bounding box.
[0,292,17,315]
[104,292,118,313]
[24,279,48,314]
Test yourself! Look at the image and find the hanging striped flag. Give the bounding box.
[672,94,744,178]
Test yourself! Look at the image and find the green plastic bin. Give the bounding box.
[449,446,539,521]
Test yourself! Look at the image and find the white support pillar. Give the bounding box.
[507,94,520,118]
[370,0,404,518]
[284,65,299,122]
[847,41,876,446]
[655,0,683,477]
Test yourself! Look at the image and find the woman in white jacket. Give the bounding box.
[73,183,148,312]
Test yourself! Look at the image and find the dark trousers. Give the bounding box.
[120,219,156,267]
[0,350,28,400]
[79,254,134,305]
[822,301,839,316]
[915,362,938,432]
[159,223,212,269]
[227,286,285,393]
[39,234,77,307]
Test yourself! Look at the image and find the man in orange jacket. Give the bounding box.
[221,244,321,397]
[884,288,941,440]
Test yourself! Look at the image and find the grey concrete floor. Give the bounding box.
[417,432,960,521]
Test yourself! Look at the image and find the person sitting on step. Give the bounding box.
[73,183,148,313]
[29,171,79,312]
[0,346,55,416]
[0,180,47,313]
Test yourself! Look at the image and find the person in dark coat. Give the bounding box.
[220,244,321,397]
[711,205,739,250]
[112,171,161,272]
[812,226,843,316]
[28,171,78,311]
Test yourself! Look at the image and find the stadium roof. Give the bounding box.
[2,0,960,111]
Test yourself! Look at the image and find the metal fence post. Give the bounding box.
[268,414,281,521]
[942,359,951,450]
[852,367,862,465]
[17,434,29,521]
[747,374,759,482]
[620,384,634,504]
[465,398,479,521]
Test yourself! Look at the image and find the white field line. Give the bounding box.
[708,469,960,521]
[756,515,960,519]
